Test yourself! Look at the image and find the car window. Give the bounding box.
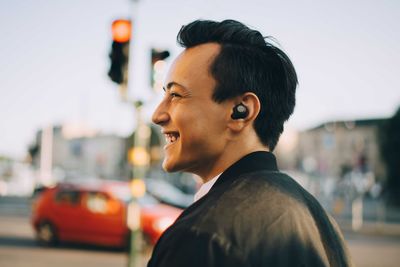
[54,190,80,205]
[137,194,158,206]
[85,192,109,214]
[108,185,131,203]
[107,185,158,205]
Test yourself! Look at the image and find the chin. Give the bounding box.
[162,157,191,173]
[162,159,179,173]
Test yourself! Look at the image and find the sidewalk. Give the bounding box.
[337,219,400,238]
[319,196,400,238]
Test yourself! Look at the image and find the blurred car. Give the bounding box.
[31,180,182,248]
[145,179,194,209]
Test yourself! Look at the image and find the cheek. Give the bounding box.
[174,104,227,147]
[181,121,223,150]
[180,124,205,147]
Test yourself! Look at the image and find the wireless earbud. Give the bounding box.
[231,103,249,119]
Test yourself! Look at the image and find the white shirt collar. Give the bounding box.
[194,173,222,202]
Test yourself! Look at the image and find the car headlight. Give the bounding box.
[152,217,175,233]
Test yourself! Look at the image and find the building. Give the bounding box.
[30,125,128,184]
[296,119,387,181]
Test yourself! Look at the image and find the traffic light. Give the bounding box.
[151,49,170,90]
[108,19,131,85]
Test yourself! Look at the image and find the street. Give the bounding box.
[0,215,128,267]
[346,233,400,267]
[1,197,400,267]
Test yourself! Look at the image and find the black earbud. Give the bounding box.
[231,103,249,119]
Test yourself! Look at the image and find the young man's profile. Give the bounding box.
[149,19,352,267]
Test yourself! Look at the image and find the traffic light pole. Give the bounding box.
[107,1,152,266]
[128,102,150,267]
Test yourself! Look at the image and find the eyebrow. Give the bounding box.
[163,81,188,92]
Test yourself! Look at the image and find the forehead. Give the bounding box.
[166,43,220,92]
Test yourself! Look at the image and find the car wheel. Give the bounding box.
[36,221,58,246]
[123,233,131,252]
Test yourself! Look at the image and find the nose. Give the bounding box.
[152,100,170,126]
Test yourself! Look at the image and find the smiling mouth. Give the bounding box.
[164,132,180,146]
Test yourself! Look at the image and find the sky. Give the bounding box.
[0,0,399,159]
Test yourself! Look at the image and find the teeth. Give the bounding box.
[165,133,178,144]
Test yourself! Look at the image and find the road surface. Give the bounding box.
[1,196,400,266]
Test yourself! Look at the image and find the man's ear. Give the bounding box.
[227,92,261,132]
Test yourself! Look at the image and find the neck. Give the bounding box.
[196,136,269,183]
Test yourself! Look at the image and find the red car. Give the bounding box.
[31,180,182,248]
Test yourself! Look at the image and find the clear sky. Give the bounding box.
[1,0,399,159]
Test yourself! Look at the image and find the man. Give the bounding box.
[149,19,352,267]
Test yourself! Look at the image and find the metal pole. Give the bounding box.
[352,195,363,231]
[39,125,53,186]
[128,102,151,267]
[124,1,152,266]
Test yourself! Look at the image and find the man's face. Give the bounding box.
[152,43,231,177]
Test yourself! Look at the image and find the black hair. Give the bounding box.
[177,19,298,151]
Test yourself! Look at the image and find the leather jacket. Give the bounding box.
[148,152,353,267]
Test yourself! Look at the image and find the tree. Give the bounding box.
[379,107,400,205]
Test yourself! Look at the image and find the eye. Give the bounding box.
[169,92,182,98]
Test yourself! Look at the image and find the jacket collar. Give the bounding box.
[179,151,279,215]
[212,151,279,189]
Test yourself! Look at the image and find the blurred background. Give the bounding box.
[0,0,399,266]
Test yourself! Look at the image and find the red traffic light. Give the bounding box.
[111,19,131,43]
